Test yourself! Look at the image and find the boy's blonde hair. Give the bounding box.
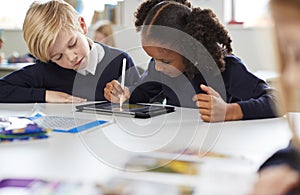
[23,0,81,63]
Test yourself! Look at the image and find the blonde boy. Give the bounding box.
[0,0,140,103]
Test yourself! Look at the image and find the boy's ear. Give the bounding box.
[79,17,88,35]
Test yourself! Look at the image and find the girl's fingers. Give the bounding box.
[200,84,220,97]
[195,100,211,109]
[193,93,211,102]
[199,108,211,116]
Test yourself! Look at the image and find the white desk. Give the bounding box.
[0,103,292,194]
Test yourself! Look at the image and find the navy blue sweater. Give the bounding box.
[129,55,277,120]
[0,44,140,103]
[260,143,300,172]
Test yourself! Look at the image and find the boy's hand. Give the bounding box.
[250,165,300,195]
[45,90,87,103]
[104,80,130,103]
[193,84,243,122]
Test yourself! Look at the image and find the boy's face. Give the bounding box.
[142,40,185,78]
[49,18,90,71]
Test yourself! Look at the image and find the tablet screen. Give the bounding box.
[100,103,148,112]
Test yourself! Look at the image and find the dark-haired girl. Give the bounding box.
[104,0,277,122]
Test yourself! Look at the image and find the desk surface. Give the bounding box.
[0,103,292,194]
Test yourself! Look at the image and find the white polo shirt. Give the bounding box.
[77,38,105,76]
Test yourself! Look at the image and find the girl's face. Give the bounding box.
[142,39,185,77]
[274,5,300,90]
[49,17,90,71]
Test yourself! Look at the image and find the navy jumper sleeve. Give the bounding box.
[129,59,165,104]
[259,143,300,172]
[0,45,140,103]
[222,55,278,119]
[0,63,49,103]
[258,143,300,195]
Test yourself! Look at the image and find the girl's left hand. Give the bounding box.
[193,84,243,122]
[193,84,227,122]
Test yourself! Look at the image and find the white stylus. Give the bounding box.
[120,58,126,109]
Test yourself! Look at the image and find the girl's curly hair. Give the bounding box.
[134,0,191,32]
[185,8,232,71]
[134,0,233,78]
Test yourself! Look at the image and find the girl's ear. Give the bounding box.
[79,16,88,35]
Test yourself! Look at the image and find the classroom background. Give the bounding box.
[0,0,276,81]
[0,0,293,194]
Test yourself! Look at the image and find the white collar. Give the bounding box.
[77,38,105,75]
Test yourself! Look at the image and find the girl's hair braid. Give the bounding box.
[185,7,233,71]
[134,0,191,32]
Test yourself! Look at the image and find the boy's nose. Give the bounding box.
[66,49,77,62]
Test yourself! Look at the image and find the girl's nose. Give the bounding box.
[155,62,165,72]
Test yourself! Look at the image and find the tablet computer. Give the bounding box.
[75,102,175,118]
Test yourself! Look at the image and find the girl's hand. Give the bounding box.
[45,90,87,103]
[192,84,243,122]
[104,80,130,103]
[250,165,300,195]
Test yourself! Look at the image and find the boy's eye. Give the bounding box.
[70,39,77,47]
[52,54,62,61]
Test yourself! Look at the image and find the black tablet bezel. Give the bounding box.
[76,102,175,118]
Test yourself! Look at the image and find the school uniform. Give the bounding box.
[259,143,300,171]
[129,54,277,120]
[0,42,140,103]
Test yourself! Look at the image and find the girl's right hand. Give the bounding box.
[104,80,130,103]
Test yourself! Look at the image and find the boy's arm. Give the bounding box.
[0,65,46,103]
[45,90,86,103]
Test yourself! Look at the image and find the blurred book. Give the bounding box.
[91,4,117,25]
[30,114,111,133]
[144,148,253,163]
[103,177,195,195]
[0,177,195,195]
[115,1,124,26]
[125,155,201,175]
[0,117,51,143]
[0,178,102,195]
